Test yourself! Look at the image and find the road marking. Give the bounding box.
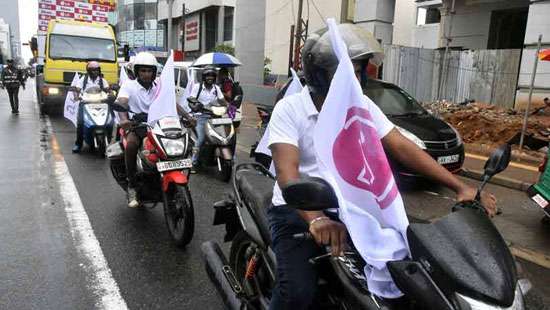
[44,117,128,310]
[466,153,539,172]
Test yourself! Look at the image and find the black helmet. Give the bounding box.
[301,23,383,96]
[202,66,217,80]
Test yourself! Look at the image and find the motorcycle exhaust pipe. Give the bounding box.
[201,241,244,310]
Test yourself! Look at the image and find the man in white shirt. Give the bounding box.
[72,61,110,153]
[187,66,227,168]
[267,24,497,309]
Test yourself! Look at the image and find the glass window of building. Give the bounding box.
[223,7,234,42]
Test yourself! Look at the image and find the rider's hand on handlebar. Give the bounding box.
[457,186,497,217]
[119,119,132,130]
[309,218,347,257]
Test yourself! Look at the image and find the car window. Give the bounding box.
[364,82,426,116]
[174,68,189,87]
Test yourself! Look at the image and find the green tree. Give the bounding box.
[264,57,272,81]
[212,44,235,56]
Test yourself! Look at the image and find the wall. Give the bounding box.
[264,0,343,76]
[234,0,265,87]
[515,0,550,109]
[157,0,235,19]
[0,0,20,59]
[440,0,528,50]
[392,0,415,46]
[354,0,395,45]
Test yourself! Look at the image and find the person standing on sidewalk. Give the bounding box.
[1,59,25,114]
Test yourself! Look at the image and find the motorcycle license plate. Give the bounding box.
[156,159,193,172]
[532,194,549,208]
[211,118,233,125]
[437,154,460,165]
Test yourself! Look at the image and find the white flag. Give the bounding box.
[147,51,178,125]
[119,64,130,85]
[313,19,410,298]
[255,68,303,158]
[64,72,80,127]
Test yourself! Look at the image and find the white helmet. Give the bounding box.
[132,52,158,77]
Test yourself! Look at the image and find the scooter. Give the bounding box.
[202,144,530,309]
[79,86,115,157]
[107,103,195,247]
[188,98,236,182]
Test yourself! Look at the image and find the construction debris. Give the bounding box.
[422,101,550,155]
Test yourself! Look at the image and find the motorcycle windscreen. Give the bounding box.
[407,208,517,307]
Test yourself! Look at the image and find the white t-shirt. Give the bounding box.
[77,75,109,91]
[268,86,394,206]
[190,83,224,107]
[116,79,159,114]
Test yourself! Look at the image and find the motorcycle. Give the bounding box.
[79,86,115,157]
[202,144,531,309]
[249,104,274,170]
[106,103,195,247]
[188,98,236,182]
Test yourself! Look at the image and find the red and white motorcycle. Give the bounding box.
[107,106,194,247]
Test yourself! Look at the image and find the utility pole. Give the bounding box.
[166,0,175,51]
[292,0,308,71]
[437,0,456,100]
[519,35,543,153]
[288,25,295,76]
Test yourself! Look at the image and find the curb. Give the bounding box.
[465,144,543,166]
[459,168,532,192]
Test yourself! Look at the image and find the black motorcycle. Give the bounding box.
[202,144,531,309]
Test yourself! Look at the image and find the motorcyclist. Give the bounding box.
[115,52,194,208]
[266,23,498,309]
[187,66,228,169]
[72,61,110,153]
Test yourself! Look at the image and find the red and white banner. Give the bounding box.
[38,0,111,33]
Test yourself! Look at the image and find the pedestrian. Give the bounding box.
[1,59,25,114]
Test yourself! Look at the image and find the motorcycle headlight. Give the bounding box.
[161,138,185,156]
[206,123,226,144]
[456,285,524,310]
[396,126,426,150]
[448,123,463,146]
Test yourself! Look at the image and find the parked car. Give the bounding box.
[364,79,465,179]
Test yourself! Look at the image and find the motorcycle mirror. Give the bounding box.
[110,102,129,113]
[282,177,339,211]
[483,144,511,178]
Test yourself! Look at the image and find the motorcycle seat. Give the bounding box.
[236,169,275,245]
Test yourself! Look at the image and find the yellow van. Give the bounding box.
[37,20,118,114]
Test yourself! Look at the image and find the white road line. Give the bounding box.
[44,117,128,310]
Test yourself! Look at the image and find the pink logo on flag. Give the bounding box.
[332,107,398,209]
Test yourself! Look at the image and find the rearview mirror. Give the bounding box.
[110,102,129,113]
[282,177,339,211]
[483,144,511,178]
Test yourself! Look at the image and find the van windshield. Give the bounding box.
[49,34,116,62]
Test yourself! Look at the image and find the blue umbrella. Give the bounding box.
[191,52,242,67]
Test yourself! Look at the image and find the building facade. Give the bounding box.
[0,0,21,62]
[157,0,235,59]
[117,0,165,49]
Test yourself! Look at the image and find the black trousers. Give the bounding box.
[75,103,84,145]
[6,87,19,112]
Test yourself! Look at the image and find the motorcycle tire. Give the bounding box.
[96,135,106,158]
[163,184,195,247]
[221,159,233,183]
[229,231,273,309]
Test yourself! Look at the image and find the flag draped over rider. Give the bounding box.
[147,51,178,125]
[63,72,80,126]
[313,18,410,298]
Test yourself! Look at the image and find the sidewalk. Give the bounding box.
[460,151,540,191]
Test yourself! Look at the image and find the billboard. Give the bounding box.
[184,13,200,52]
[38,0,111,33]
